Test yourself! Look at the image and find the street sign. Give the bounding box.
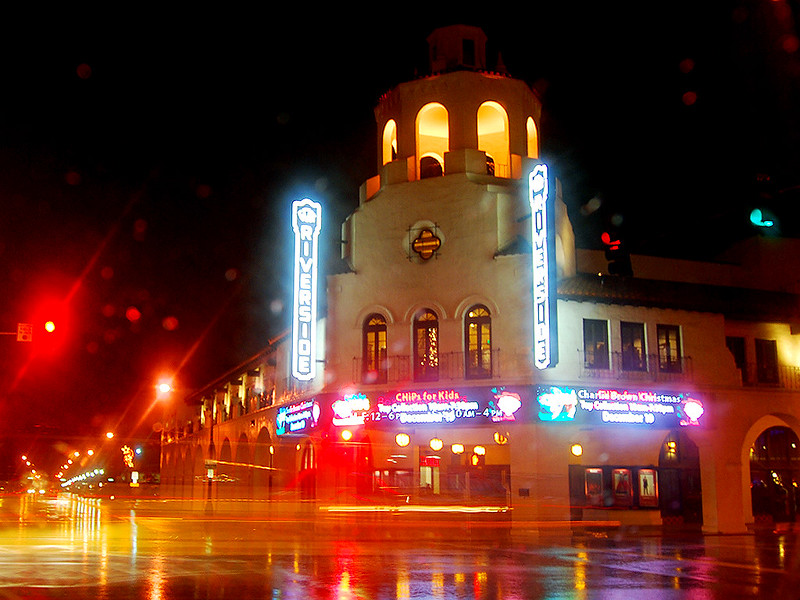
[16,323,33,342]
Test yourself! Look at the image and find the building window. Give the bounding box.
[414,309,439,381]
[726,336,747,383]
[755,338,779,384]
[583,319,609,369]
[363,314,387,384]
[657,324,682,373]
[620,321,646,371]
[465,305,491,379]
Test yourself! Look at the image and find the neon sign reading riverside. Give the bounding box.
[529,164,557,369]
[291,198,322,381]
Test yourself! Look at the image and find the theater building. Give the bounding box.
[160,25,800,533]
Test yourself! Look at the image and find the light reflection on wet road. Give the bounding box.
[0,494,798,598]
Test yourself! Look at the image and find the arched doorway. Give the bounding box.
[750,426,800,523]
[658,430,703,524]
[235,433,251,500]
[219,438,232,499]
[299,441,316,500]
[253,427,273,500]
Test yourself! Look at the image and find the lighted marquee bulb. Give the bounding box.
[429,438,444,452]
[493,432,508,445]
[473,445,486,456]
[395,433,410,447]
[451,444,465,454]
[341,429,353,441]
[570,444,583,457]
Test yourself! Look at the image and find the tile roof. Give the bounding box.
[558,273,800,322]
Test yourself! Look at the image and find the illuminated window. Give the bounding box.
[382,119,397,165]
[363,314,387,384]
[755,338,779,384]
[465,305,491,379]
[620,321,646,371]
[416,103,448,179]
[583,319,609,370]
[657,324,682,373]
[526,117,539,159]
[414,309,439,382]
[477,101,509,177]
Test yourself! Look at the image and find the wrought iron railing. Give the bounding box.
[740,362,800,390]
[352,350,501,385]
[579,351,694,383]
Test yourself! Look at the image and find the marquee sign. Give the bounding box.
[529,164,558,369]
[276,398,321,435]
[536,385,704,427]
[291,198,322,381]
[330,386,524,428]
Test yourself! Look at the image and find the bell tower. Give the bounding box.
[328,25,575,393]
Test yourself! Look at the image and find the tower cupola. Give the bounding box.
[426,25,488,73]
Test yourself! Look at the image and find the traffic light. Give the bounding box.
[601,231,633,276]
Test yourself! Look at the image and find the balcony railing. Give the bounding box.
[740,362,800,390]
[352,350,501,385]
[579,351,694,383]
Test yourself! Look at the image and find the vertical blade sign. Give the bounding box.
[292,198,322,381]
[529,164,558,369]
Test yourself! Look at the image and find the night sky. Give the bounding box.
[2,6,798,473]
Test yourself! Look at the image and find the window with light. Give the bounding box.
[465,305,491,378]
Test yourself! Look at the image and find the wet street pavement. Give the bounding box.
[1,494,798,599]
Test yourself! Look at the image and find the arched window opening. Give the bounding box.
[420,155,443,179]
[414,309,440,382]
[465,305,492,378]
[416,103,449,180]
[382,119,398,165]
[363,314,387,384]
[526,116,539,159]
[477,101,510,177]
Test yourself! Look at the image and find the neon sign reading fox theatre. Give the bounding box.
[291,198,322,381]
[529,163,558,369]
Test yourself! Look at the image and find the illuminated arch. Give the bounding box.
[477,101,510,177]
[382,119,398,165]
[416,103,449,179]
[526,116,539,159]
